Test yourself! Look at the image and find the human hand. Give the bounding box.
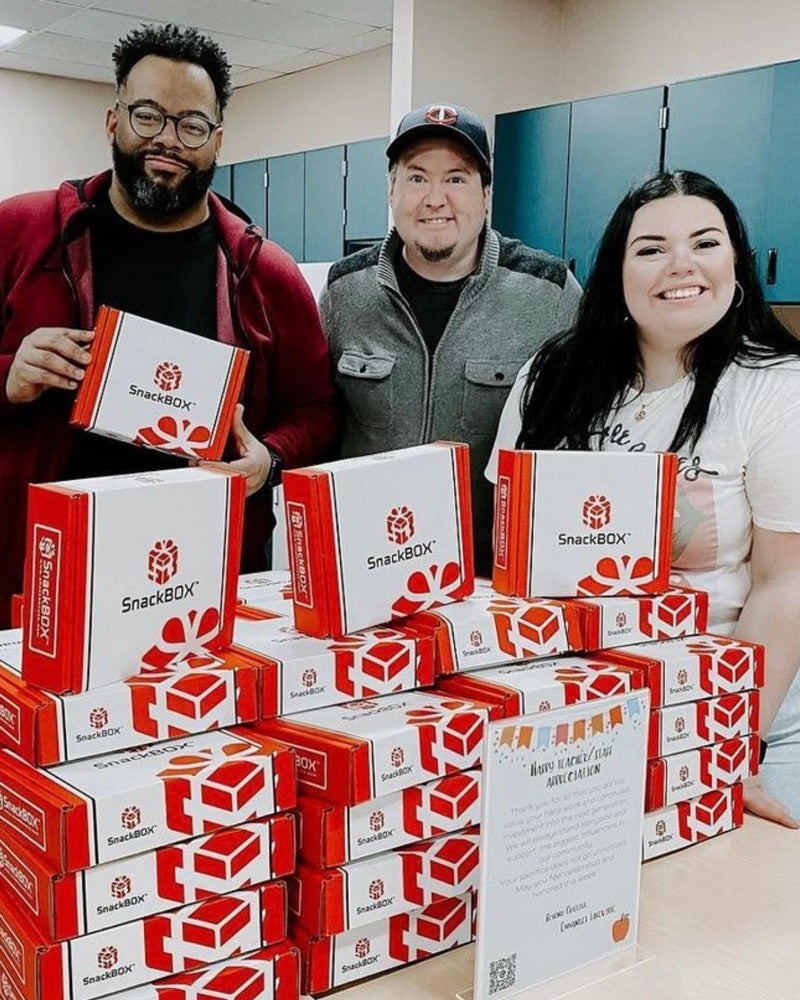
[6,327,94,404]
[199,404,271,497]
[743,774,800,829]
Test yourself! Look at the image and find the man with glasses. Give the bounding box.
[0,23,338,627]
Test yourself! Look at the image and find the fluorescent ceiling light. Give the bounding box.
[0,25,26,47]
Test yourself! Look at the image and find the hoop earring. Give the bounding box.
[734,281,744,309]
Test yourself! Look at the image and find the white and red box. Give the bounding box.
[0,629,267,766]
[237,572,293,614]
[282,442,474,637]
[233,614,434,715]
[0,811,295,941]
[570,587,708,651]
[410,591,583,674]
[594,634,765,708]
[294,890,476,993]
[645,735,758,811]
[290,826,479,937]
[492,450,677,598]
[298,769,481,868]
[642,784,744,861]
[103,942,300,1000]
[0,882,285,1000]
[22,467,245,695]
[71,305,249,462]
[257,692,489,806]
[648,691,759,758]
[0,728,295,872]
[436,656,645,718]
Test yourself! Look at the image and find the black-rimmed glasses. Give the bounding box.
[116,99,221,149]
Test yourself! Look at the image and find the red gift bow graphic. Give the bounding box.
[577,554,656,597]
[141,608,222,672]
[686,636,754,694]
[639,591,694,638]
[135,415,212,457]
[391,562,464,618]
[329,629,413,696]
[487,597,564,657]
[553,664,629,702]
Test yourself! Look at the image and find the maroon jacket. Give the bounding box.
[0,171,338,627]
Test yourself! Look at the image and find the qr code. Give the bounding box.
[489,953,517,995]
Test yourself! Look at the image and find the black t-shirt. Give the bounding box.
[64,195,219,479]
[395,245,469,358]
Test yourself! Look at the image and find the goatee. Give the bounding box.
[112,140,215,215]
[415,242,455,263]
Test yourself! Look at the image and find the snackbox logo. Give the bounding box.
[154,362,183,393]
[0,783,45,849]
[0,916,22,976]
[120,539,199,614]
[582,494,611,530]
[29,525,62,656]
[0,696,20,744]
[0,844,36,909]
[148,539,179,586]
[387,506,415,545]
[111,875,132,899]
[355,938,371,959]
[287,503,313,608]
[121,806,141,830]
[90,708,109,730]
[558,495,630,547]
[98,946,118,970]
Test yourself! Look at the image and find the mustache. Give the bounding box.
[138,146,194,170]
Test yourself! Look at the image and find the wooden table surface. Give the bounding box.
[326,818,798,1000]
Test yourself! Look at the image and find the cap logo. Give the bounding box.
[425,105,457,126]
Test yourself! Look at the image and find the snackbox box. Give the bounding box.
[103,942,300,1000]
[410,591,583,674]
[233,614,434,715]
[594,635,765,708]
[571,587,709,651]
[647,690,759,758]
[492,450,677,598]
[290,827,480,936]
[293,890,476,993]
[236,572,293,613]
[0,881,286,1000]
[71,305,249,462]
[436,656,646,718]
[297,769,481,868]
[0,728,295,872]
[642,784,744,860]
[282,442,474,637]
[0,811,295,941]
[257,692,489,806]
[645,735,758,811]
[22,467,245,695]
[0,630,266,766]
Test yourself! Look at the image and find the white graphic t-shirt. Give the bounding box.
[486,355,800,630]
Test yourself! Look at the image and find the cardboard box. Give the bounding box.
[648,691,759,758]
[0,728,295,872]
[22,467,245,694]
[642,784,743,861]
[71,305,249,462]
[298,769,481,868]
[294,891,475,993]
[102,942,300,1000]
[282,443,474,637]
[257,692,489,806]
[0,882,285,1000]
[289,826,479,937]
[645,735,758,811]
[594,634,765,708]
[0,629,267,766]
[436,656,645,718]
[0,811,295,941]
[236,572,293,614]
[233,614,434,715]
[570,587,709,650]
[410,592,583,674]
[492,450,677,598]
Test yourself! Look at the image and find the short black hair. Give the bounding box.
[112,23,232,116]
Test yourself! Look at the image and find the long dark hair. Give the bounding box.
[517,170,800,452]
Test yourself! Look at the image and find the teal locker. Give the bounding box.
[211,164,232,200]
[267,152,305,261]
[232,158,266,231]
[762,60,800,301]
[345,137,389,241]
[304,145,345,262]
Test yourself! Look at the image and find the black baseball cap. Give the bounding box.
[386,103,492,182]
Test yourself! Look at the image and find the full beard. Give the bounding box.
[112,140,215,215]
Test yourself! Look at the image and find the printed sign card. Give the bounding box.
[473,691,649,1000]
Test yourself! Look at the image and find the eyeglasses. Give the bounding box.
[116,99,221,149]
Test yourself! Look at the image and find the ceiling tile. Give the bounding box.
[264,0,393,30]
[233,65,282,87]
[210,31,302,68]
[0,0,76,31]
[46,8,155,43]
[0,48,113,81]
[7,30,112,65]
[321,26,391,57]
[265,48,337,74]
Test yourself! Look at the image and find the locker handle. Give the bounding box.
[767,248,778,286]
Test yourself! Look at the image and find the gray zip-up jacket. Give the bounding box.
[319,226,582,575]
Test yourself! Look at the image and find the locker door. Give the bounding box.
[762,60,800,301]
[211,164,232,200]
[304,145,345,262]
[267,152,305,261]
[346,137,389,242]
[232,158,266,231]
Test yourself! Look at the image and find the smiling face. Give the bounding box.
[107,54,223,219]
[622,194,737,353]
[389,137,489,276]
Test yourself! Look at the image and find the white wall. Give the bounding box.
[220,46,392,163]
[0,70,113,199]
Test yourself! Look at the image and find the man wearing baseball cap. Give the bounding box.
[320,103,580,574]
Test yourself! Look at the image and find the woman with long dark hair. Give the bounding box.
[487,171,800,827]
